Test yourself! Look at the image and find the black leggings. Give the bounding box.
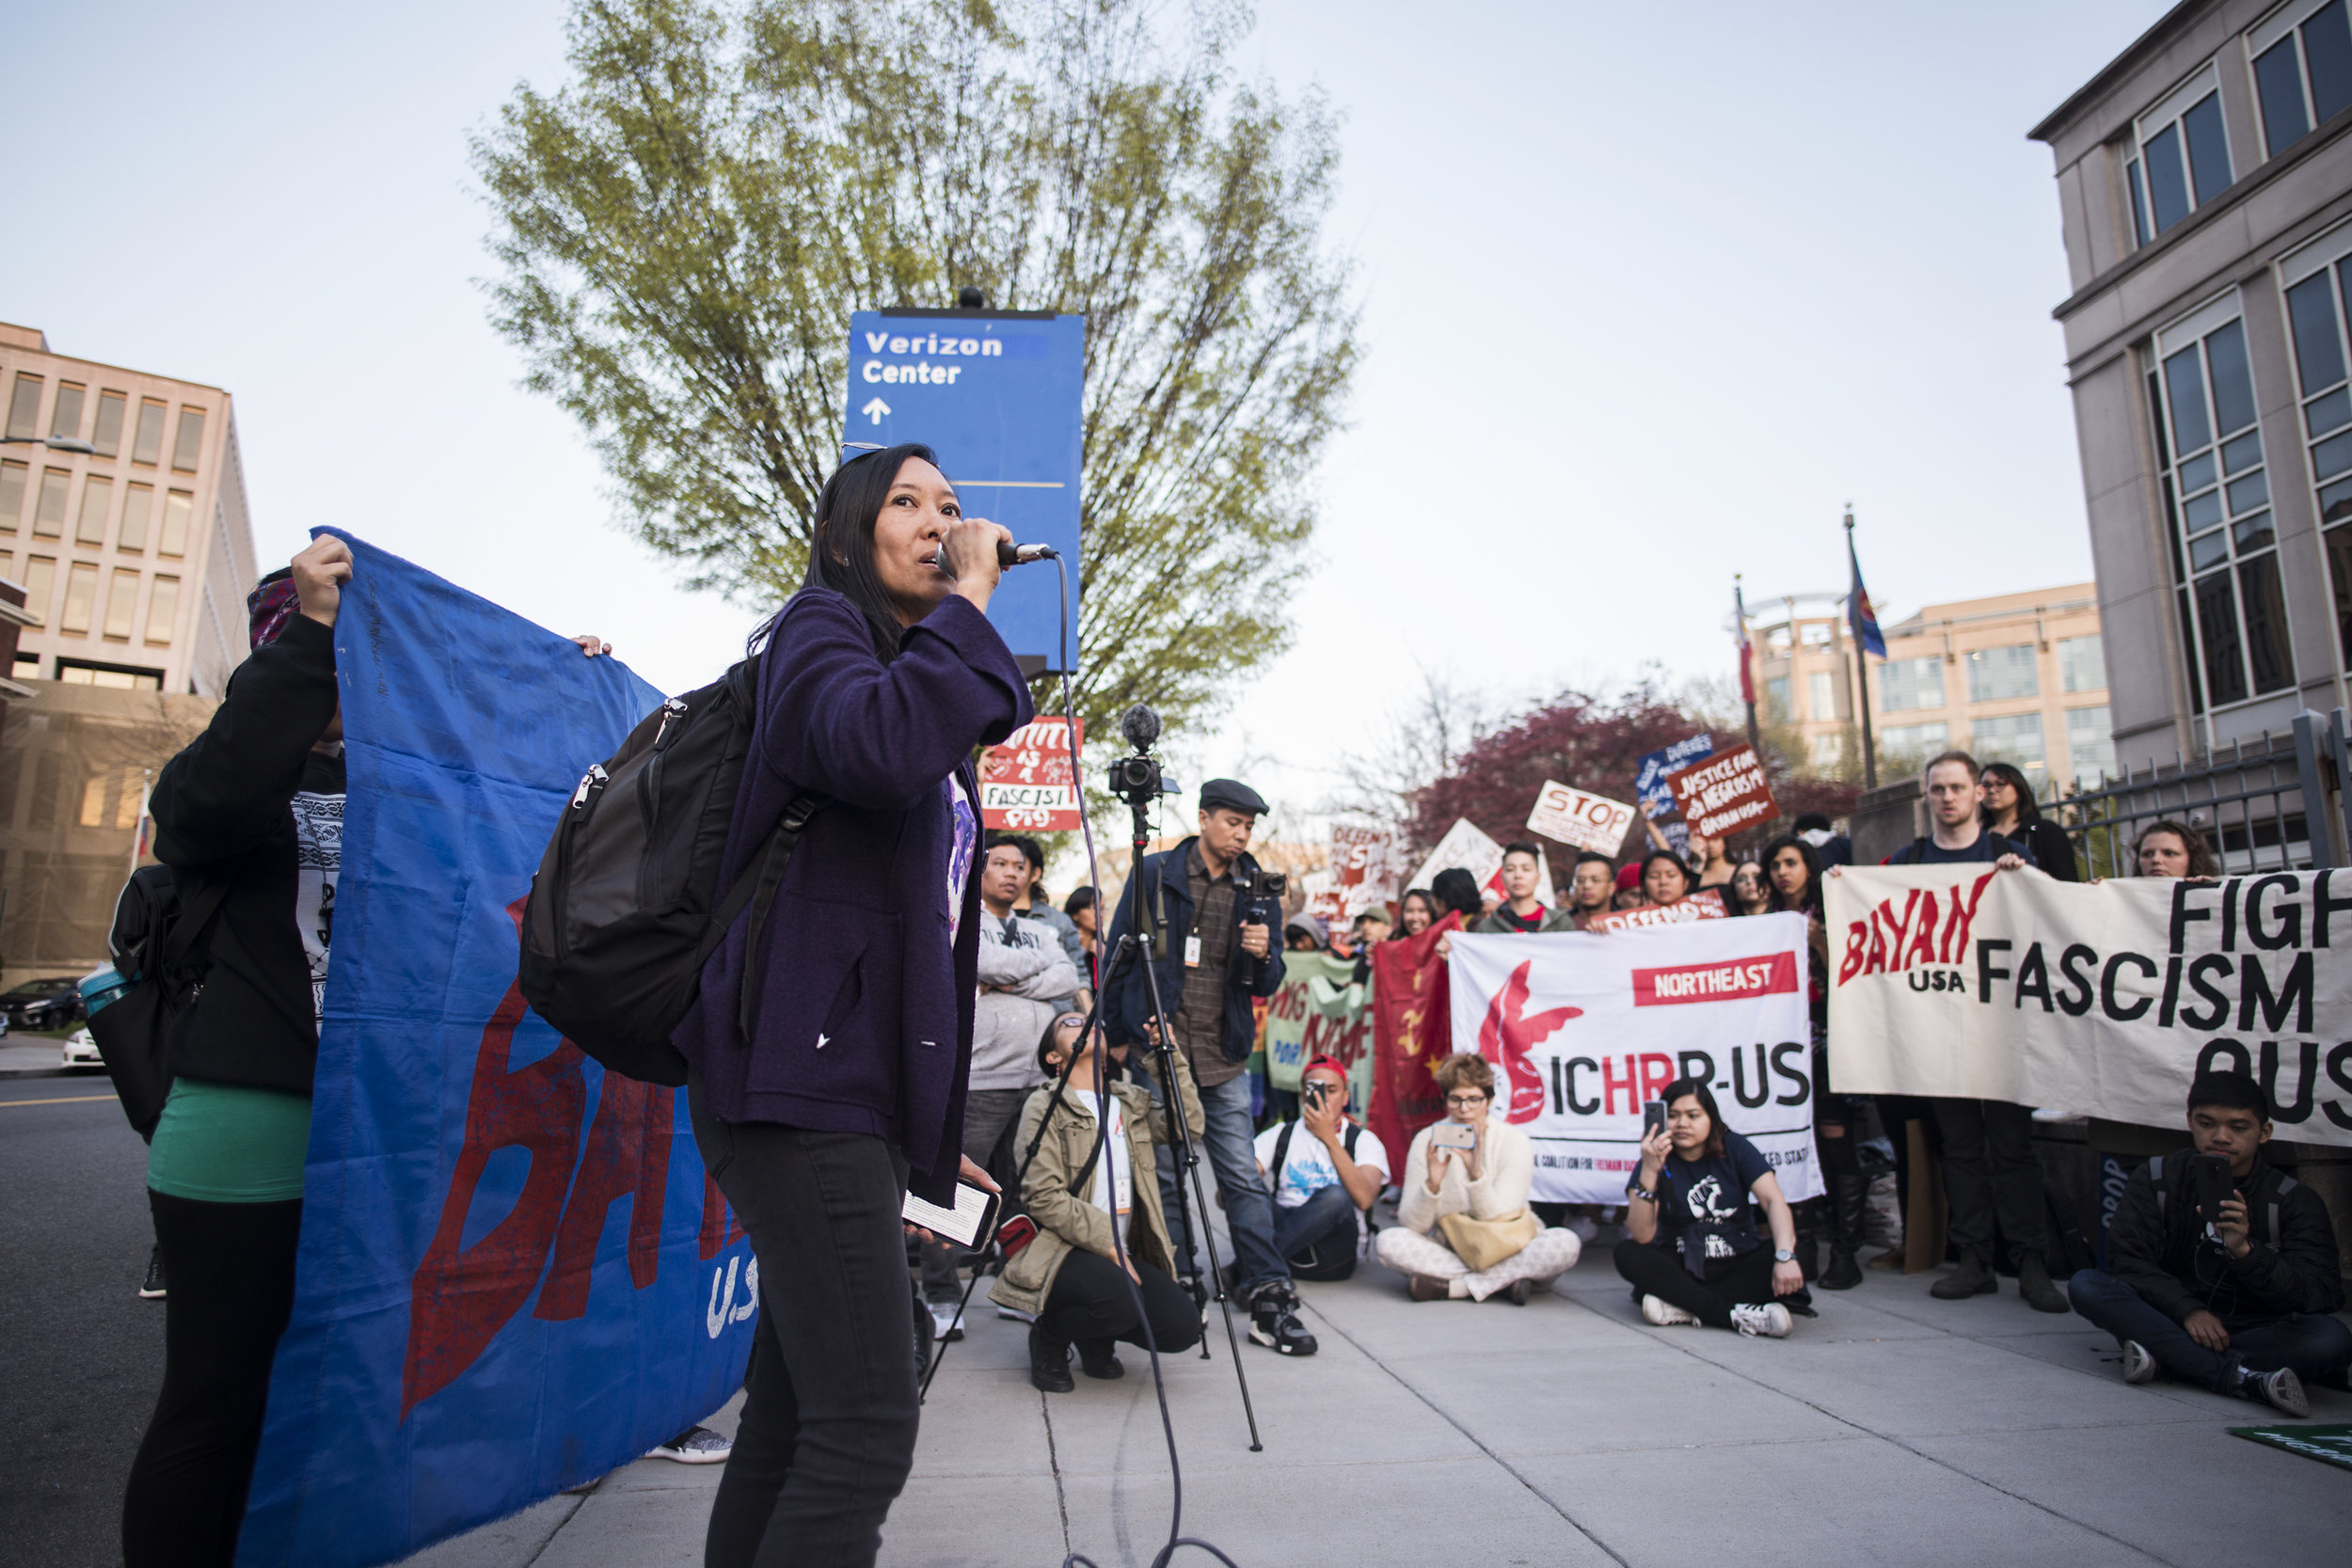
[1613,1238,1777,1330]
[123,1191,304,1568]
[1039,1248,1201,1354]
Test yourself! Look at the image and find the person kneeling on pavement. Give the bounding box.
[1254,1054,1390,1281]
[1375,1053,1581,1303]
[994,1013,1205,1392]
[1613,1079,1805,1338]
[2066,1070,2347,1417]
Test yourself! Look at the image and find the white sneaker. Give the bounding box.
[2120,1340,2157,1385]
[1565,1214,1599,1243]
[1729,1302,1792,1338]
[645,1426,731,1464]
[929,1302,964,1342]
[995,1304,1036,1323]
[1641,1293,1699,1327]
[2246,1366,2311,1418]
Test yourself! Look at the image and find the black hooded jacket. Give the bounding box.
[2106,1148,2344,1323]
[149,614,342,1095]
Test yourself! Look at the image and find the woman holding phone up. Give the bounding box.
[675,444,1026,1568]
[994,1013,1204,1391]
[1613,1079,1804,1337]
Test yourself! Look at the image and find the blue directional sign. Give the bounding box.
[841,309,1084,673]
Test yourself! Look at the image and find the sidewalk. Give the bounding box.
[401,1242,2352,1568]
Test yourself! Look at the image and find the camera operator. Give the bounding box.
[1102,779,1315,1355]
[2065,1071,2347,1416]
[1253,1054,1389,1281]
[673,444,1023,1568]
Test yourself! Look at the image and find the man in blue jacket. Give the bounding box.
[1103,779,1312,1354]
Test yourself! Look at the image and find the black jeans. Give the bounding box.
[1931,1098,2046,1262]
[1038,1248,1201,1354]
[691,1080,920,1568]
[2068,1269,2352,1391]
[122,1191,304,1568]
[1613,1237,1777,1330]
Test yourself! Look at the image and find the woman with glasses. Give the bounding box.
[1373,1054,1581,1304]
[993,1012,1204,1392]
[1979,762,2077,881]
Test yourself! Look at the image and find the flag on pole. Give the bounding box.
[1846,527,1886,658]
[1733,578,1756,705]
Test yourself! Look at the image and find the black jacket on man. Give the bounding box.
[2106,1149,2344,1323]
[150,613,341,1095]
[1102,835,1283,1066]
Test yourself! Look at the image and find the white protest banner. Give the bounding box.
[1664,741,1781,840]
[1447,918,1820,1205]
[1825,865,2352,1147]
[1526,780,1638,855]
[979,718,1085,831]
[1586,887,1728,933]
[1407,818,1549,906]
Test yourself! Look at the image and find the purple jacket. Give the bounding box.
[675,586,1032,1202]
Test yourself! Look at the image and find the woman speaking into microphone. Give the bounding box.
[675,442,1032,1568]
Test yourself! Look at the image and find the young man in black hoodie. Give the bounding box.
[2066,1071,2347,1417]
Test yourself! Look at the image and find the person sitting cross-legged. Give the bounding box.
[1613,1078,1804,1338]
[2067,1070,2348,1417]
[1253,1054,1390,1281]
[1375,1053,1581,1303]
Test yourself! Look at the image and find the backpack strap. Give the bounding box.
[731,792,830,1040]
[1271,1120,1296,1187]
[2149,1155,2166,1221]
[1343,1122,1361,1160]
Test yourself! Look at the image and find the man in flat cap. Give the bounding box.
[1104,779,1315,1354]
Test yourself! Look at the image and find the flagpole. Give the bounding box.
[1845,509,1879,791]
[1735,575,1760,753]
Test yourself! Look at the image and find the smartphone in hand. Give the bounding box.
[1430,1122,1478,1150]
[1643,1100,1667,1139]
[903,1181,1003,1250]
[2186,1152,2233,1231]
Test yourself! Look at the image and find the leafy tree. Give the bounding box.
[472,0,1358,742]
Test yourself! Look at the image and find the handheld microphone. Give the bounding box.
[996,541,1058,567]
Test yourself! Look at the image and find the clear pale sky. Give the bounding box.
[1,0,2171,839]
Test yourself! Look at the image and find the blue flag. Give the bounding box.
[1847,531,1887,659]
[236,533,760,1567]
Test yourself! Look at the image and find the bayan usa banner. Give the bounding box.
[1826,864,2352,1146]
[236,534,758,1567]
[1445,919,1821,1206]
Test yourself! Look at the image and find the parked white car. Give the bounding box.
[61,1028,103,1070]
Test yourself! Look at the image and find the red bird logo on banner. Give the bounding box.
[1476,959,1581,1123]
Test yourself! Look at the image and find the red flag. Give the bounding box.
[1367,911,1458,1167]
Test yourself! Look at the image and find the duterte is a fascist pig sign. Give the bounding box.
[1665,742,1781,840]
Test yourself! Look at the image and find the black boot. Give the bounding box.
[1820,1173,1867,1291]
[2016,1249,2070,1313]
[1028,1323,1074,1392]
[1930,1251,1998,1299]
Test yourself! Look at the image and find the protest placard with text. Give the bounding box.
[1585,887,1729,932]
[1636,735,1714,819]
[1526,779,1638,855]
[1665,742,1781,839]
[979,718,1084,831]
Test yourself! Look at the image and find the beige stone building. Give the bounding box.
[1744,584,2113,795]
[1,322,257,695]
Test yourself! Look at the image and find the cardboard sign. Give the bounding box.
[1664,742,1780,840]
[979,718,1085,831]
[1526,780,1637,855]
[1333,824,1399,911]
[1635,735,1714,819]
[1407,817,1504,900]
[1585,887,1728,932]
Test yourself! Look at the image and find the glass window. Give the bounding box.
[1808,670,1836,719]
[0,460,23,531]
[48,383,84,442]
[132,400,166,466]
[2206,321,2257,435]
[1765,675,1790,721]
[23,556,56,626]
[2165,344,2212,452]
[170,407,205,473]
[57,659,163,691]
[145,575,179,644]
[119,483,151,552]
[1973,712,2048,778]
[2144,123,2192,233]
[91,391,124,458]
[74,475,110,546]
[2288,273,2348,395]
[2067,706,2115,785]
[2315,0,2352,120]
[2130,69,2233,245]
[1878,656,1945,712]
[2240,554,2296,693]
[33,468,68,538]
[2183,93,2233,204]
[1809,734,1842,768]
[103,569,139,640]
[2258,2,2352,157]
[2058,634,2105,692]
[1879,721,1949,770]
[158,492,190,557]
[2258,34,2314,152]
[6,374,40,441]
[60,562,98,635]
[1965,643,2040,702]
[2287,240,2352,676]
[2194,569,2249,705]
[1799,622,1831,647]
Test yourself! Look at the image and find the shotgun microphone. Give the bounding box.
[996,541,1059,567]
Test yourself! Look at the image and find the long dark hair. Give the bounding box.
[756,443,946,664]
[1638,849,1692,902]
[1979,762,2042,826]
[1659,1076,1727,1159]
[1760,834,1822,916]
[1430,867,1484,921]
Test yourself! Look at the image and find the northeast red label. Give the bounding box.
[1630,952,1798,1006]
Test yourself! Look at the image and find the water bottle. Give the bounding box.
[79,965,132,1018]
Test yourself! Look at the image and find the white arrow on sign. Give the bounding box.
[860,397,891,425]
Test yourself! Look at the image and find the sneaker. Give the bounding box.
[1729,1302,1793,1338]
[1028,1323,1074,1393]
[2120,1340,2157,1386]
[1641,1293,1699,1327]
[2015,1250,2069,1314]
[929,1301,965,1342]
[1248,1282,1318,1355]
[1076,1338,1123,1380]
[139,1246,167,1301]
[1929,1253,1997,1299]
[1504,1278,1536,1306]
[1407,1274,1450,1303]
[996,1304,1036,1323]
[2245,1365,2311,1418]
[645,1426,731,1464]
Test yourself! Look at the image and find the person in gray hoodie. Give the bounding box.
[920,833,1083,1338]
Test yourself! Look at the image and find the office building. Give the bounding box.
[2031,0,2352,768]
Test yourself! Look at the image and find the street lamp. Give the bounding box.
[0,436,95,453]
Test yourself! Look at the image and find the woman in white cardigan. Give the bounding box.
[1375,1053,1581,1303]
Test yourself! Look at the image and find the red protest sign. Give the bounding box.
[1663,742,1781,840]
[979,719,1085,832]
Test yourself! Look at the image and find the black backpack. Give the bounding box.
[87,865,230,1138]
[518,649,823,1086]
